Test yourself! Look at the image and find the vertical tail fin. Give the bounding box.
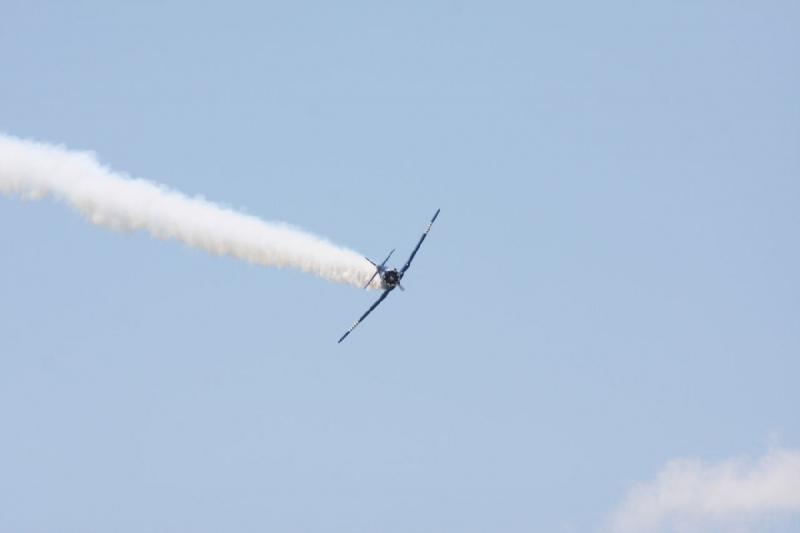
[363,249,395,289]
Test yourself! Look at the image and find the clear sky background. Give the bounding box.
[1,2,798,532]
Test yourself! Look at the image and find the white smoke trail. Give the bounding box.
[0,133,377,288]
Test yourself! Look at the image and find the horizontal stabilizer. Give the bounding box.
[380,248,395,267]
[363,270,379,289]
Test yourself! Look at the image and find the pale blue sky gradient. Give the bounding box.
[1,2,799,531]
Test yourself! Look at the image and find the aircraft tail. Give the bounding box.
[362,248,395,289]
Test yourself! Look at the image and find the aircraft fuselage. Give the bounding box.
[381,268,400,289]
[337,208,440,343]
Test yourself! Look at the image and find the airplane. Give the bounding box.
[338,208,440,343]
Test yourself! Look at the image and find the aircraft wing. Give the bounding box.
[400,208,440,276]
[338,288,393,343]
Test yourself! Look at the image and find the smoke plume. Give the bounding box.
[0,133,376,288]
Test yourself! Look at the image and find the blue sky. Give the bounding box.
[1,2,799,532]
